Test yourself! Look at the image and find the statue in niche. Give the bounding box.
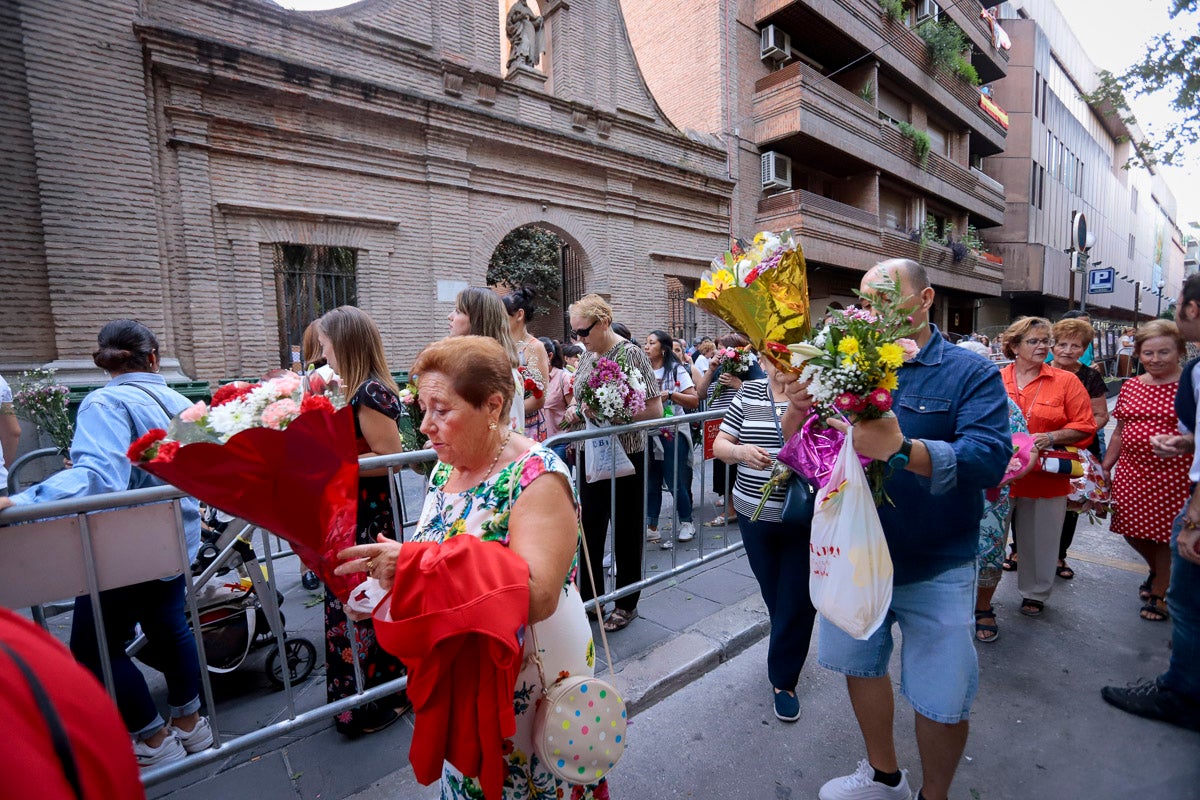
[505,0,544,71]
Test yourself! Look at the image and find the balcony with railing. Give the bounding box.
[755,0,1008,151]
[755,190,1004,292]
[753,61,1006,224]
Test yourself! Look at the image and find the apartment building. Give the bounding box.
[626,0,1013,337]
[983,0,1186,322]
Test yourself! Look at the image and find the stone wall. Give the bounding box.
[2,0,733,381]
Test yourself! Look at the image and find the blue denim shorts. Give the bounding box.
[817,559,978,724]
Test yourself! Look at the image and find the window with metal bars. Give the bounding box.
[665,277,698,342]
[273,243,358,368]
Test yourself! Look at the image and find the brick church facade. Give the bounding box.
[1,0,733,383]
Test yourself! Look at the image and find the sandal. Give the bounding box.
[1056,561,1075,580]
[974,608,999,643]
[704,515,733,527]
[1140,595,1170,622]
[1002,555,1018,572]
[602,608,638,632]
[1139,573,1155,601]
[1019,598,1044,617]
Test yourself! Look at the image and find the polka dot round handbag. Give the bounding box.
[531,671,627,784]
[527,525,627,785]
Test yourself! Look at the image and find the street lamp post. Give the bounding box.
[1134,280,1142,328]
[1156,279,1166,317]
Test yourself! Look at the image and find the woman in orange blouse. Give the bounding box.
[1000,317,1097,617]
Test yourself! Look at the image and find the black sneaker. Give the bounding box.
[1100,679,1200,732]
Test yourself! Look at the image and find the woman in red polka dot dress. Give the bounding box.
[1103,320,1190,622]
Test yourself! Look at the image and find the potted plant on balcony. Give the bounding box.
[916,18,980,86]
[897,121,932,168]
[876,0,904,22]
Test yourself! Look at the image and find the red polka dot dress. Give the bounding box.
[1109,377,1190,542]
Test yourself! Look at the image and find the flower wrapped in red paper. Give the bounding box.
[128,374,363,602]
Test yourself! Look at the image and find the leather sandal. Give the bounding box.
[1140,595,1170,622]
[602,608,637,632]
[1139,573,1155,601]
[974,608,999,643]
[1056,561,1075,580]
[1019,598,1044,617]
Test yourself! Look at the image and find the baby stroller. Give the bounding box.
[186,508,318,688]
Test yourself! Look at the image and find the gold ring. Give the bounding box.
[366,559,376,571]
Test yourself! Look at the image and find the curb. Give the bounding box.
[617,592,769,716]
[346,591,769,800]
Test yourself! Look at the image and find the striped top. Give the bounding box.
[718,379,789,522]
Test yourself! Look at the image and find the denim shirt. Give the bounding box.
[9,373,201,562]
[880,326,1011,584]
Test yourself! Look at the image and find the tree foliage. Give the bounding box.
[1085,0,1200,168]
[487,226,563,315]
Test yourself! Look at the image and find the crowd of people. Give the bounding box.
[2,271,1200,800]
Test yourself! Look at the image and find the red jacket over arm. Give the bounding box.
[373,535,530,800]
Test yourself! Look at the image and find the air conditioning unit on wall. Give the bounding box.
[915,0,940,23]
[761,151,792,191]
[760,25,791,62]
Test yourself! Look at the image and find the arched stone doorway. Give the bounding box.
[485,221,592,342]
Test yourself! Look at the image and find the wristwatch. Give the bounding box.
[886,438,913,470]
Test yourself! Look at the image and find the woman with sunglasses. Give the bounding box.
[998,317,1096,619]
[561,295,663,632]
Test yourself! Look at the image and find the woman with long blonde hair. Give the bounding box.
[316,305,409,737]
[447,287,524,433]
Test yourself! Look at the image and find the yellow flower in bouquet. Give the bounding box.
[690,230,811,371]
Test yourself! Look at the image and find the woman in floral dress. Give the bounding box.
[339,336,608,800]
[317,306,408,737]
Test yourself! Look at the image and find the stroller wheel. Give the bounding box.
[265,637,317,689]
[301,571,321,591]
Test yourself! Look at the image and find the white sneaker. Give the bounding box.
[645,526,661,543]
[677,522,696,542]
[170,716,214,754]
[134,732,187,768]
[818,759,911,800]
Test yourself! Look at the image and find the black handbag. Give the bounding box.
[765,381,815,528]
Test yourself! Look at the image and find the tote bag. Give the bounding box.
[583,418,636,483]
[808,428,893,640]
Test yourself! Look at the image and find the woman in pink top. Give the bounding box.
[538,337,573,448]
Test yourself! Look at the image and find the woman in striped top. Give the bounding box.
[712,361,816,723]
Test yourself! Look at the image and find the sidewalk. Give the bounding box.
[146,504,767,800]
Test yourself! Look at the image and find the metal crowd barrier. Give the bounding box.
[0,408,737,788]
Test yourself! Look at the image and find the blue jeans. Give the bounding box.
[1163,511,1200,702]
[70,575,201,739]
[819,560,978,724]
[647,434,693,527]
[738,515,817,692]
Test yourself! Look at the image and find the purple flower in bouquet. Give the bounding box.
[577,354,647,424]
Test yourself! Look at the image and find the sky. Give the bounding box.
[272,0,1197,229]
[1051,0,1199,231]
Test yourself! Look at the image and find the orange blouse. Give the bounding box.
[1001,363,1097,499]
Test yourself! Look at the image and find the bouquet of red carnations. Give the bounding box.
[127,373,364,602]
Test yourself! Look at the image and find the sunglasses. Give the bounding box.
[572,319,600,338]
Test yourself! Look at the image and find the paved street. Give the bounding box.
[139,502,1200,800]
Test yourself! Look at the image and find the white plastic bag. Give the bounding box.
[808,428,893,640]
[584,418,636,483]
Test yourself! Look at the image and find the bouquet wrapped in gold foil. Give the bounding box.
[690,230,811,371]
[691,230,813,519]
